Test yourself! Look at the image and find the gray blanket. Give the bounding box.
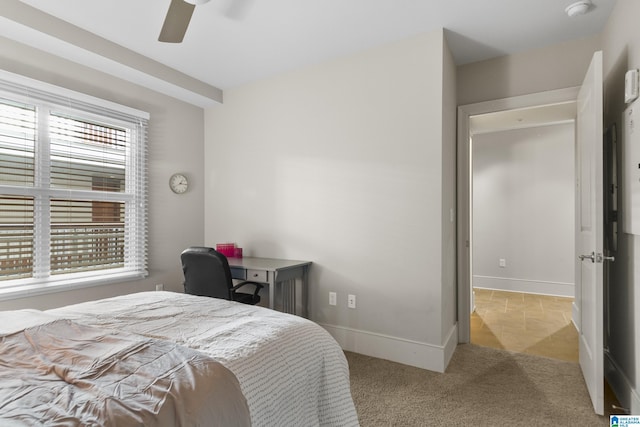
[0,319,250,426]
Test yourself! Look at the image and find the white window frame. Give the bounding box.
[0,70,148,300]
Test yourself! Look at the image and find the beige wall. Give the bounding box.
[204,30,457,371]
[601,0,640,414]
[457,35,600,106]
[0,36,206,310]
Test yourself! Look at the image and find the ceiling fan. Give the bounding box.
[158,0,210,44]
[159,0,253,43]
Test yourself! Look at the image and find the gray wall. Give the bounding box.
[441,35,458,345]
[472,124,575,296]
[0,36,206,310]
[204,30,458,372]
[601,0,640,414]
[457,35,600,106]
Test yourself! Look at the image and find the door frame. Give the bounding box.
[456,87,580,343]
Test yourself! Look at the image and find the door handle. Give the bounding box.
[596,253,615,263]
[579,252,615,263]
[579,252,595,263]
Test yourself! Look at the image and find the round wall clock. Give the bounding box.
[169,173,189,194]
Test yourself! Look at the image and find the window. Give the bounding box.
[0,72,148,296]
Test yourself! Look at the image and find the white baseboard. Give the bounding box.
[605,351,640,414]
[321,322,458,373]
[473,275,574,297]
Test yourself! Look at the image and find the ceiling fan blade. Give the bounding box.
[159,0,196,43]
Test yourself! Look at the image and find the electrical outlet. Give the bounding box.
[329,292,337,306]
[348,294,356,309]
[155,283,164,291]
[499,259,506,268]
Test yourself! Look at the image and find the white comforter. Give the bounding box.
[46,291,359,427]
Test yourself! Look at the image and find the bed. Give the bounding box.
[0,291,359,426]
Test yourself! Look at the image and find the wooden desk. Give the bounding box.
[227,257,311,318]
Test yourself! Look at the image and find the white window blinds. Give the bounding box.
[0,72,148,294]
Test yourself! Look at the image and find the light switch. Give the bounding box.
[329,292,337,306]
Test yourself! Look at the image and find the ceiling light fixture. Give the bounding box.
[565,1,592,18]
[184,0,211,4]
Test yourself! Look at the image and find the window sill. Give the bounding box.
[0,270,147,302]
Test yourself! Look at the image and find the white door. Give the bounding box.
[576,50,606,415]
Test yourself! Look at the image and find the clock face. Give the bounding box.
[169,173,188,194]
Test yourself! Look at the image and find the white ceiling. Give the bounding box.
[2,0,617,104]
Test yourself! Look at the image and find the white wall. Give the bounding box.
[601,0,640,414]
[204,30,457,372]
[472,124,575,296]
[0,36,206,310]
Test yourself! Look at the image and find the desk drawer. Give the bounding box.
[247,269,267,282]
[230,267,246,280]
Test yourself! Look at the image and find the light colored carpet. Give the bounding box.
[347,344,611,426]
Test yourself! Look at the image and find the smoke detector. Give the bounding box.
[565,1,592,17]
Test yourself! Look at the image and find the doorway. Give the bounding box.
[458,53,617,415]
[468,104,578,362]
[456,87,580,345]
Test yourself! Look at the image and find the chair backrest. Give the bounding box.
[181,247,233,299]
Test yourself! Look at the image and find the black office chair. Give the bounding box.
[181,246,263,305]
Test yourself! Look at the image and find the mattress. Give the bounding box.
[44,291,360,426]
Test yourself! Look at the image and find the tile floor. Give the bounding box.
[470,288,578,362]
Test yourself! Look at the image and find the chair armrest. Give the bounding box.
[232,281,264,297]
